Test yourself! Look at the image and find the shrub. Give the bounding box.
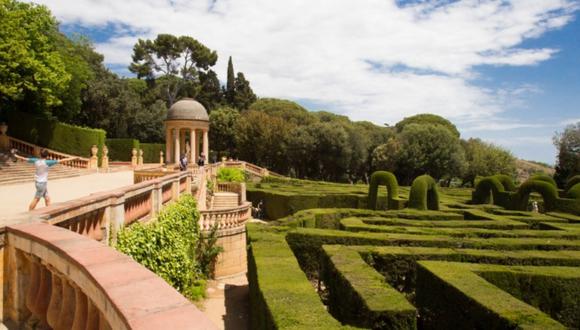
[115,194,207,300]
[6,111,106,159]
[472,175,515,207]
[565,175,580,192]
[367,171,402,210]
[494,174,516,191]
[141,143,165,163]
[106,138,139,161]
[530,173,557,188]
[408,175,439,210]
[514,179,559,211]
[217,167,245,182]
[567,183,580,199]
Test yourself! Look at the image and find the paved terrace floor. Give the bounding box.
[0,171,134,225]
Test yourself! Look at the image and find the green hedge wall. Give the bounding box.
[530,174,557,188]
[514,179,559,211]
[367,171,405,210]
[106,138,140,161]
[566,175,580,192]
[141,143,165,163]
[6,111,106,159]
[408,175,439,210]
[567,183,580,199]
[494,174,516,191]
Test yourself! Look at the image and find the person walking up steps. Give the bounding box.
[12,149,78,210]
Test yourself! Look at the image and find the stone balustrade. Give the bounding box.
[3,223,217,329]
[8,136,91,169]
[199,202,251,231]
[216,182,247,205]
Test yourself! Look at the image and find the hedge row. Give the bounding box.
[141,143,165,163]
[6,111,106,159]
[107,138,139,161]
[408,175,439,210]
[367,171,406,210]
[247,224,352,329]
[321,245,416,329]
[416,261,574,329]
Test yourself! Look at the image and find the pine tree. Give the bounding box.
[226,56,235,105]
[233,72,257,110]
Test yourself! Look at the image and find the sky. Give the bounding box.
[34,0,580,164]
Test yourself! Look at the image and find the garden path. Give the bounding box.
[0,171,133,225]
[202,274,249,330]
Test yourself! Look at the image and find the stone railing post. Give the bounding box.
[89,145,98,169]
[101,145,109,170]
[160,151,164,165]
[108,197,125,244]
[172,178,180,201]
[239,182,247,203]
[138,149,144,166]
[152,182,163,216]
[131,148,137,168]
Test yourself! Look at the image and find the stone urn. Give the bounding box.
[0,122,7,135]
[91,145,98,158]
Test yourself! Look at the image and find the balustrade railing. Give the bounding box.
[199,202,252,231]
[8,136,90,168]
[124,191,153,225]
[3,223,216,330]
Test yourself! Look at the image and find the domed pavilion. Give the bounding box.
[165,98,209,165]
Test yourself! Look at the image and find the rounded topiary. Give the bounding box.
[472,176,505,204]
[408,175,439,210]
[567,183,580,199]
[565,175,580,192]
[367,171,399,210]
[493,174,516,192]
[514,179,559,211]
[529,174,557,188]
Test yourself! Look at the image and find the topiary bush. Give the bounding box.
[106,138,140,161]
[514,179,559,212]
[367,171,401,210]
[472,176,505,204]
[566,183,580,200]
[565,175,580,192]
[530,174,557,188]
[217,167,246,182]
[494,174,516,191]
[408,175,439,210]
[115,194,207,300]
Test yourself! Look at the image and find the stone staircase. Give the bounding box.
[0,152,90,185]
[212,192,239,209]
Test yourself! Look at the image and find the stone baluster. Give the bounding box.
[86,300,100,330]
[56,279,76,329]
[25,255,42,320]
[46,269,63,328]
[71,285,88,330]
[34,264,53,327]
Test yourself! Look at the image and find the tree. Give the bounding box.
[226,56,235,105]
[396,124,466,184]
[0,0,70,112]
[232,72,257,110]
[129,34,218,106]
[372,138,401,173]
[553,122,580,187]
[249,98,315,125]
[209,107,240,158]
[461,138,516,186]
[196,70,223,111]
[395,113,460,138]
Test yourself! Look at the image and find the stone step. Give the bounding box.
[212,192,239,209]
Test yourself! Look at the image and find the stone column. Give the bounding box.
[190,129,196,165]
[203,130,209,163]
[174,128,180,164]
[165,127,172,163]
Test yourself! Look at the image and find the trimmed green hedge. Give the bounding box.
[494,174,516,191]
[321,245,417,329]
[367,171,406,210]
[141,143,165,163]
[565,175,580,191]
[416,261,570,329]
[106,138,140,161]
[6,111,106,159]
[514,179,559,211]
[408,175,439,210]
[566,183,580,199]
[530,173,558,188]
[472,176,507,204]
[247,224,352,329]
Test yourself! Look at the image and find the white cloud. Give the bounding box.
[32,0,578,127]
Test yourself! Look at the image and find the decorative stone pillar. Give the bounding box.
[131,148,137,168]
[101,145,109,170]
[174,128,180,164]
[203,130,209,163]
[138,149,144,166]
[165,128,172,163]
[190,129,196,165]
[0,122,9,150]
[89,145,98,169]
[160,151,164,165]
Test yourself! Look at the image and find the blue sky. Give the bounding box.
[39,0,580,164]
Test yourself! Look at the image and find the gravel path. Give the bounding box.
[202,274,249,330]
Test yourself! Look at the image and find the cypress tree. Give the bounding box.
[226,56,235,105]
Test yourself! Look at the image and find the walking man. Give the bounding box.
[12,149,78,210]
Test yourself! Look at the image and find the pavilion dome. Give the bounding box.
[166,98,209,121]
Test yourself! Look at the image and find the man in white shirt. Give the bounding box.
[13,149,78,210]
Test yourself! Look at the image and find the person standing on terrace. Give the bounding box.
[11,149,78,210]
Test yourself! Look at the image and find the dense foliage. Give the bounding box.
[461,138,516,187]
[553,122,580,188]
[115,194,217,300]
[217,167,245,182]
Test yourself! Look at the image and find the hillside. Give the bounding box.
[516,159,555,183]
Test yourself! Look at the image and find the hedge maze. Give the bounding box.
[247,176,580,330]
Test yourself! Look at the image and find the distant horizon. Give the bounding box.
[36,0,580,164]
